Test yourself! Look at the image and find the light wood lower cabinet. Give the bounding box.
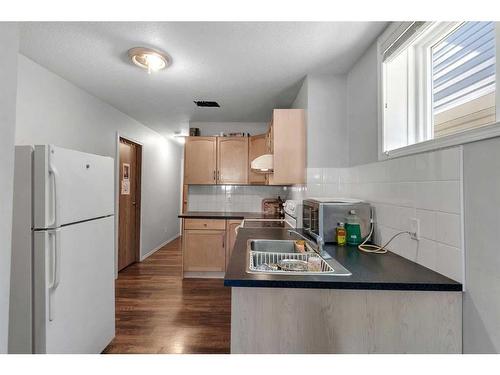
[183,229,226,272]
[226,220,243,269]
[182,218,243,277]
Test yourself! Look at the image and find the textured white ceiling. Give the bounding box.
[19,22,387,136]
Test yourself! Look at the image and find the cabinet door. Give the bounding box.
[248,134,267,185]
[225,220,242,270]
[184,137,217,184]
[183,230,226,272]
[217,137,249,184]
[181,184,188,213]
[271,109,306,185]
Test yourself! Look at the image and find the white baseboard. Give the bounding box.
[140,233,180,261]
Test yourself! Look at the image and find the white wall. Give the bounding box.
[291,74,348,169]
[0,23,19,354]
[292,78,308,110]
[15,54,183,259]
[307,74,348,168]
[347,43,379,166]
[463,137,500,353]
[190,121,268,136]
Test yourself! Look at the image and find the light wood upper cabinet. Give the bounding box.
[184,137,217,185]
[183,109,305,186]
[248,134,267,185]
[270,109,306,185]
[217,137,249,184]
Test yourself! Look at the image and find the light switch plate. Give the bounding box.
[409,218,420,240]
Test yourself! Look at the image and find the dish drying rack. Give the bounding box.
[248,251,336,275]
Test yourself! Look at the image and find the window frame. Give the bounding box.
[377,21,500,160]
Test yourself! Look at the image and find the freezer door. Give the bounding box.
[34,145,114,229]
[33,216,115,353]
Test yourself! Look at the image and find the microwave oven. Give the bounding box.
[302,198,372,243]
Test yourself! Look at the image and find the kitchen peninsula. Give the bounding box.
[224,228,462,354]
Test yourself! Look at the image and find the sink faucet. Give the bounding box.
[287,229,325,255]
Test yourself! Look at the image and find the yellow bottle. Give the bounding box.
[336,222,346,246]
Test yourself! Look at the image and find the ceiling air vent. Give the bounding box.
[194,100,220,108]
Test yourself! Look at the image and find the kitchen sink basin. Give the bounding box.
[246,239,352,276]
[249,239,298,253]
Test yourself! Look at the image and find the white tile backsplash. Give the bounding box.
[436,243,463,283]
[292,146,464,283]
[188,185,289,212]
[435,212,461,248]
[416,238,438,271]
[416,209,436,241]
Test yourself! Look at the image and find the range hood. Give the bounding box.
[250,154,273,173]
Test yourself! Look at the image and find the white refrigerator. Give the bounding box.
[9,145,115,354]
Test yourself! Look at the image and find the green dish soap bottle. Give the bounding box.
[345,210,362,246]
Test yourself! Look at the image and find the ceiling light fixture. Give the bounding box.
[128,47,169,74]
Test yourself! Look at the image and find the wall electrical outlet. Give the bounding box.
[409,218,420,240]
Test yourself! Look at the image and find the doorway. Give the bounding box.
[118,137,142,271]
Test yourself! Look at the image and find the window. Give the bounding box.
[380,22,498,156]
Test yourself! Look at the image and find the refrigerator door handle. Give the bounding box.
[48,228,61,321]
[48,157,60,229]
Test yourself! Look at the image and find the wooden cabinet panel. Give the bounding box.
[248,134,267,185]
[182,184,188,213]
[183,230,226,272]
[217,137,249,184]
[226,220,242,269]
[271,109,306,185]
[184,218,226,230]
[184,137,217,184]
[267,121,274,154]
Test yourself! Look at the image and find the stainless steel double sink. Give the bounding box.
[246,239,351,276]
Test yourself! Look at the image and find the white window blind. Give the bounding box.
[382,21,428,62]
[432,21,496,114]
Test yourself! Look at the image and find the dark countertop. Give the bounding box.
[179,211,282,220]
[224,228,462,292]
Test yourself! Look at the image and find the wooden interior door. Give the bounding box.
[248,134,267,185]
[184,137,217,184]
[217,137,248,184]
[118,138,141,271]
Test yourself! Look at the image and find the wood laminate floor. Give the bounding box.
[103,237,231,354]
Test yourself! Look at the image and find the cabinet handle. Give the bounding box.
[213,170,216,181]
[217,170,221,181]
